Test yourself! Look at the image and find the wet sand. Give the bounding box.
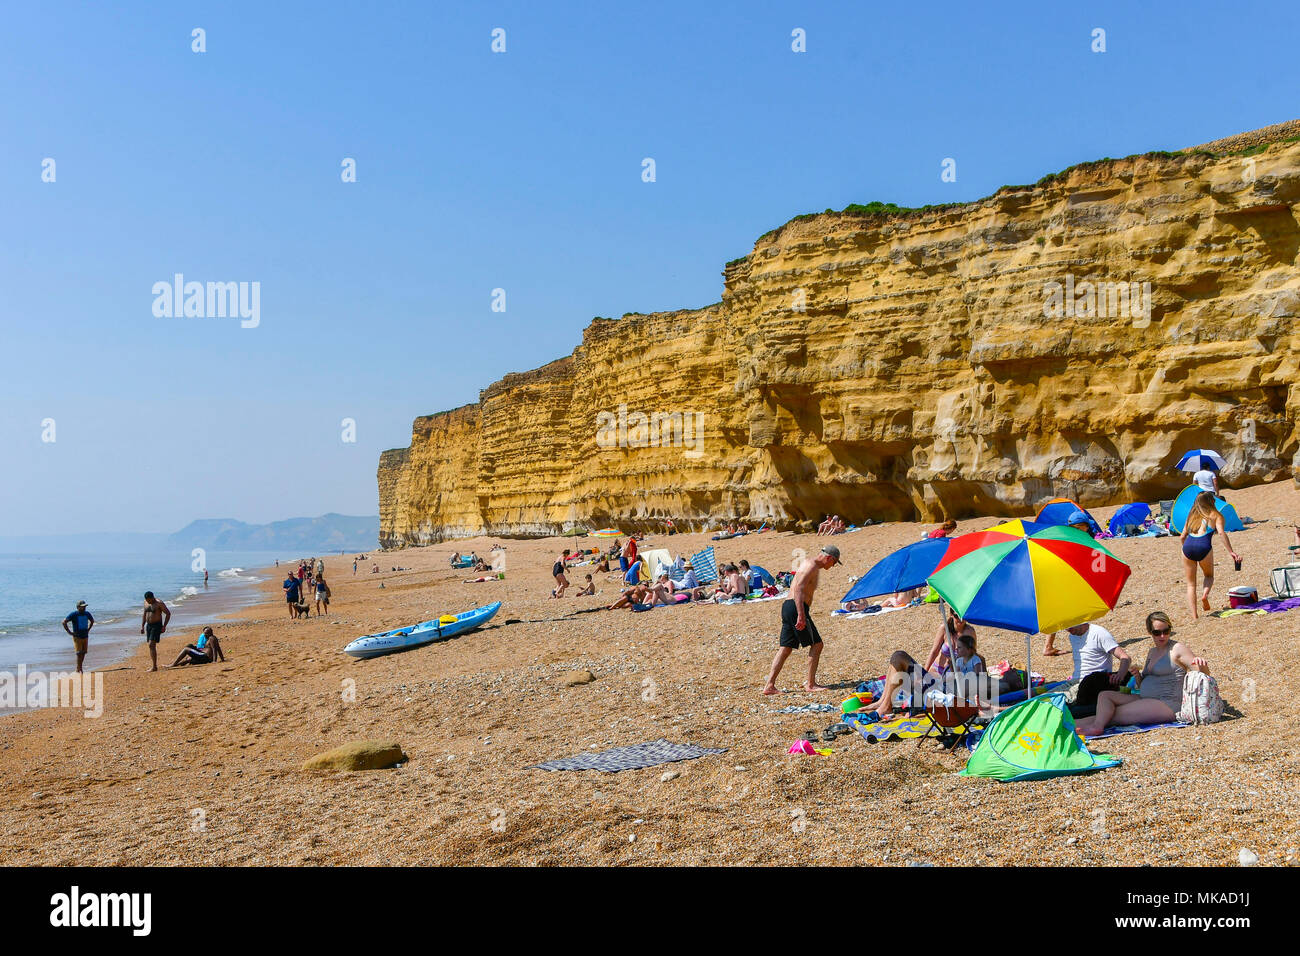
[1,483,1298,866]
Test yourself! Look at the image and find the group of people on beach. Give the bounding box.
[549,534,782,611]
[760,501,1232,736]
[62,591,227,674]
[283,558,330,618]
[817,515,849,535]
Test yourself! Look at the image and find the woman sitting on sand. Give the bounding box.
[1180,491,1240,619]
[927,519,958,539]
[924,609,977,673]
[1074,612,1209,736]
[168,627,225,667]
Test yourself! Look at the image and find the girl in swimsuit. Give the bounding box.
[1075,611,1209,736]
[1179,492,1240,619]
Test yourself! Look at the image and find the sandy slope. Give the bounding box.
[2,482,1298,866]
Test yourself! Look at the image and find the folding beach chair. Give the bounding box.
[1158,499,1175,518]
[917,703,982,751]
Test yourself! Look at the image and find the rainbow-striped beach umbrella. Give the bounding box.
[926,521,1131,635]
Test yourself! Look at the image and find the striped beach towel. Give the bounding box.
[690,545,718,584]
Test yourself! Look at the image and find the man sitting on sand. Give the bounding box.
[168,626,226,667]
[762,545,840,694]
[1044,619,1133,718]
[608,583,653,610]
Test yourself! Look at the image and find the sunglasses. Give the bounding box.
[1149,626,1172,635]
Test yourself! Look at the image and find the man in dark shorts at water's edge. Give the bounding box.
[62,600,94,673]
[139,591,171,672]
[762,545,841,695]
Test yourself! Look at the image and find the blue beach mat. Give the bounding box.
[1084,720,1188,740]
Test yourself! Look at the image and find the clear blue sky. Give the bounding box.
[2,1,1296,535]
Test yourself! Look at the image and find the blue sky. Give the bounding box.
[2,1,1297,535]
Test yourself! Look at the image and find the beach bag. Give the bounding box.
[1176,671,1224,725]
[1270,565,1300,598]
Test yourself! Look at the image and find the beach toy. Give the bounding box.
[840,692,875,714]
[787,740,831,756]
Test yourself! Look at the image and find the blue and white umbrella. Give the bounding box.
[1175,449,1225,473]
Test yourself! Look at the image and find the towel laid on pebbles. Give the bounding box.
[1083,720,1189,740]
[529,738,728,773]
[772,703,839,714]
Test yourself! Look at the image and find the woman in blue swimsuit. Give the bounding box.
[1180,492,1240,620]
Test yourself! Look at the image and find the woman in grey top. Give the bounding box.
[1074,611,1210,736]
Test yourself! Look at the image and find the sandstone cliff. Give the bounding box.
[380,123,1300,547]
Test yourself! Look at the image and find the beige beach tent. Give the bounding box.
[638,549,674,581]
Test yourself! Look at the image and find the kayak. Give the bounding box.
[342,602,502,659]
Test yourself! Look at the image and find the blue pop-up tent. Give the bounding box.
[1170,485,1243,534]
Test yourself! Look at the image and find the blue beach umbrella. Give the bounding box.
[1107,503,1151,536]
[1175,449,1225,473]
[840,536,954,603]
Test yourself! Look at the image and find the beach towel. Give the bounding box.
[690,546,718,584]
[1083,720,1188,740]
[844,711,934,741]
[529,738,727,773]
[832,604,913,618]
[1213,595,1300,616]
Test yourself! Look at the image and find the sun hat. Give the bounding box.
[820,545,841,564]
[76,600,87,609]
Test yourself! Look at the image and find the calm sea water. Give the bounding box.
[0,550,285,674]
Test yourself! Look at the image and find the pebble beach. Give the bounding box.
[1,481,1298,866]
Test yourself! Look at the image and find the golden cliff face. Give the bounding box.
[379,126,1300,547]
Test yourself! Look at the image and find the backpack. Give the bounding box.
[1176,671,1224,725]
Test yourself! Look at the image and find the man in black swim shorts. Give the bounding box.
[763,545,840,695]
[139,591,171,673]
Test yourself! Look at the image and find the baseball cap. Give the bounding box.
[820,545,841,564]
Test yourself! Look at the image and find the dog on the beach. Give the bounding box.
[292,602,312,619]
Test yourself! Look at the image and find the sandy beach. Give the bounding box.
[2,481,1298,866]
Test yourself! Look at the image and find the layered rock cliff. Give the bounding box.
[380,123,1300,546]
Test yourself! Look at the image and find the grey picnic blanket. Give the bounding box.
[529,738,727,773]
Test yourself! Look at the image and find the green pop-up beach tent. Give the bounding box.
[960,693,1121,782]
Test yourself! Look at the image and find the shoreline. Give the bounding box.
[1,484,1297,865]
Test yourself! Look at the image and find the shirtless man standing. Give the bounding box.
[139,591,171,672]
[762,545,840,694]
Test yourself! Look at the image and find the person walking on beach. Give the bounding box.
[353,559,358,575]
[139,592,171,672]
[551,549,571,598]
[283,571,302,618]
[62,600,94,674]
[1193,467,1221,499]
[314,574,331,615]
[763,545,841,695]
[203,569,209,588]
[1180,491,1240,619]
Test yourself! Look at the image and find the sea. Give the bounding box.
[0,550,288,682]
